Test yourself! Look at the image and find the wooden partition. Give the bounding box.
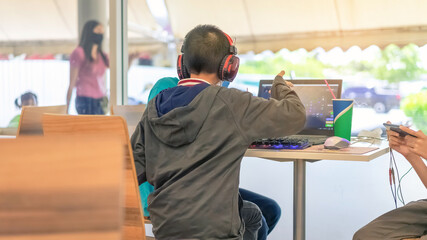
[17,105,67,136]
[111,104,146,136]
[0,136,124,240]
[42,114,146,240]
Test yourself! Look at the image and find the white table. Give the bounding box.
[244,140,389,240]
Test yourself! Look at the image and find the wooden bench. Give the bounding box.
[0,136,124,240]
[42,114,146,240]
[111,104,146,136]
[17,105,67,136]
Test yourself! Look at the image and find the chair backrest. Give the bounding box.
[0,136,124,240]
[42,114,146,240]
[111,104,146,136]
[17,105,67,136]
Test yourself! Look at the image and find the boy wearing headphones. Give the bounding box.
[141,77,283,240]
[131,25,306,239]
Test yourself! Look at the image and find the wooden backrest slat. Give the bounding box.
[17,105,67,136]
[111,105,146,136]
[0,136,123,240]
[42,114,146,240]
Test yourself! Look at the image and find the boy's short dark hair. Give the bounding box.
[183,25,230,75]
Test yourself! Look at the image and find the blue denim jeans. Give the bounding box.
[240,188,282,240]
[76,96,105,115]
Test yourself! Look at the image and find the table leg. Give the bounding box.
[293,159,306,240]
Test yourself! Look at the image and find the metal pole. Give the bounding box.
[293,159,306,240]
[78,0,107,42]
[109,0,128,106]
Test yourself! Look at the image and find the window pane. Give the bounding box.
[0,0,110,128]
[237,45,427,135]
[127,0,174,105]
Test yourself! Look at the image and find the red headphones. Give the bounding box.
[177,32,240,82]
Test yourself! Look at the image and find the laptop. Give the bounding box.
[258,79,343,145]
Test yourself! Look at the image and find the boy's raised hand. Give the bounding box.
[276,70,293,88]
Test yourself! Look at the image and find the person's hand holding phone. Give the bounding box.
[401,126,427,159]
[386,121,419,160]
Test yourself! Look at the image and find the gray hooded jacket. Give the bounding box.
[131,75,306,239]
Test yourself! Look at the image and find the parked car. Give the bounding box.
[342,87,401,113]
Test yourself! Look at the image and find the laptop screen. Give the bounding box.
[258,79,342,136]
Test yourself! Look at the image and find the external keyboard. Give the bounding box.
[249,137,311,150]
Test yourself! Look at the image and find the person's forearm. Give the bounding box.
[407,155,427,189]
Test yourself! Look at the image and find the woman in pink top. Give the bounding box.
[67,20,109,114]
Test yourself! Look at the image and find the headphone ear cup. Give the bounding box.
[218,55,240,82]
[183,64,190,79]
[177,54,190,79]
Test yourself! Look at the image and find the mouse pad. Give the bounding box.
[299,145,378,154]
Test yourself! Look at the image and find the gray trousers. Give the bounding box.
[242,200,263,240]
[353,199,427,240]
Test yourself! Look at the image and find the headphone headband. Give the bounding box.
[223,32,234,45]
[177,29,239,82]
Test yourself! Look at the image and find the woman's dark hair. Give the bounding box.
[15,92,38,109]
[182,25,229,74]
[79,20,108,66]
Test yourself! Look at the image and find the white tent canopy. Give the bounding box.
[0,0,165,55]
[1,0,427,55]
[166,0,427,53]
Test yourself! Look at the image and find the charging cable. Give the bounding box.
[389,149,406,208]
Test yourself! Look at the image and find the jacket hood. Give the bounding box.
[146,85,220,147]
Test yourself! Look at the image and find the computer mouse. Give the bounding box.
[324,136,350,149]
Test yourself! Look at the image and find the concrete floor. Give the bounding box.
[240,152,427,240]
